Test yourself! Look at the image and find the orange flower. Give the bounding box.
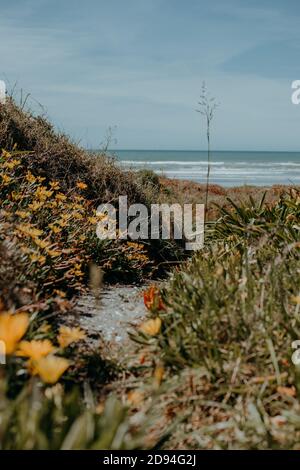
[34,356,70,384]
[139,317,161,336]
[57,326,86,348]
[0,313,29,354]
[76,181,87,190]
[143,286,165,311]
[127,389,144,406]
[16,339,55,361]
[49,181,60,190]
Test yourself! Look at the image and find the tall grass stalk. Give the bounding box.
[196,82,218,222]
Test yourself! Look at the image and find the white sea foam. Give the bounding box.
[116,151,300,186]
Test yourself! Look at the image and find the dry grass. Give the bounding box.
[159,176,290,220]
[128,189,300,449]
[0,99,148,207]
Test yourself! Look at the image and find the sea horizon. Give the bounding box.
[95,149,300,187]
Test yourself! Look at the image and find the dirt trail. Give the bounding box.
[76,285,146,349]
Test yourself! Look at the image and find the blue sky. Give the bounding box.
[1,0,300,150]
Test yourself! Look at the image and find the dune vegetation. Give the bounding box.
[0,100,299,449]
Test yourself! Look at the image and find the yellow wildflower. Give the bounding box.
[49,181,60,190]
[34,238,50,249]
[47,249,61,258]
[48,223,62,234]
[11,191,22,201]
[16,339,55,361]
[1,174,12,185]
[0,313,29,354]
[139,317,162,336]
[3,159,21,169]
[73,212,83,220]
[30,253,46,264]
[55,193,66,201]
[76,181,87,190]
[17,224,43,238]
[35,186,53,202]
[28,201,43,211]
[58,219,68,228]
[26,172,37,183]
[1,150,11,158]
[127,390,144,406]
[15,210,31,219]
[54,290,66,298]
[39,323,51,333]
[58,326,86,348]
[88,217,98,224]
[127,241,143,250]
[34,356,70,384]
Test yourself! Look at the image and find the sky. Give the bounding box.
[1,0,300,150]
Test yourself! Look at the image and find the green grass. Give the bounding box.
[131,190,300,449]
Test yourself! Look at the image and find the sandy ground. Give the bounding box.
[76,286,146,349]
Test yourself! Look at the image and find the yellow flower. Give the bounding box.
[39,323,51,333]
[73,212,83,220]
[0,313,29,354]
[76,181,87,190]
[30,253,46,264]
[54,290,66,298]
[34,238,50,249]
[35,186,53,202]
[17,224,43,238]
[55,193,67,201]
[34,356,70,384]
[15,210,31,219]
[47,249,61,258]
[48,223,62,234]
[3,159,21,169]
[1,174,12,185]
[58,219,68,228]
[127,390,144,406]
[11,191,22,201]
[126,241,143,250]
[139,317,162,336]
[1,150,11,158]
[16,339,55,360]
[28,201,43,211]
[88,217,98,224]
[291,295,300,304]
[49,181,60,190]
[26,172,37,183]
[57,326,86,348]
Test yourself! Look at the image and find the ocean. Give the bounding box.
[112,150,300,187]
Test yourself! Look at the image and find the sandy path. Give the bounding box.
[76,285,146,349]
